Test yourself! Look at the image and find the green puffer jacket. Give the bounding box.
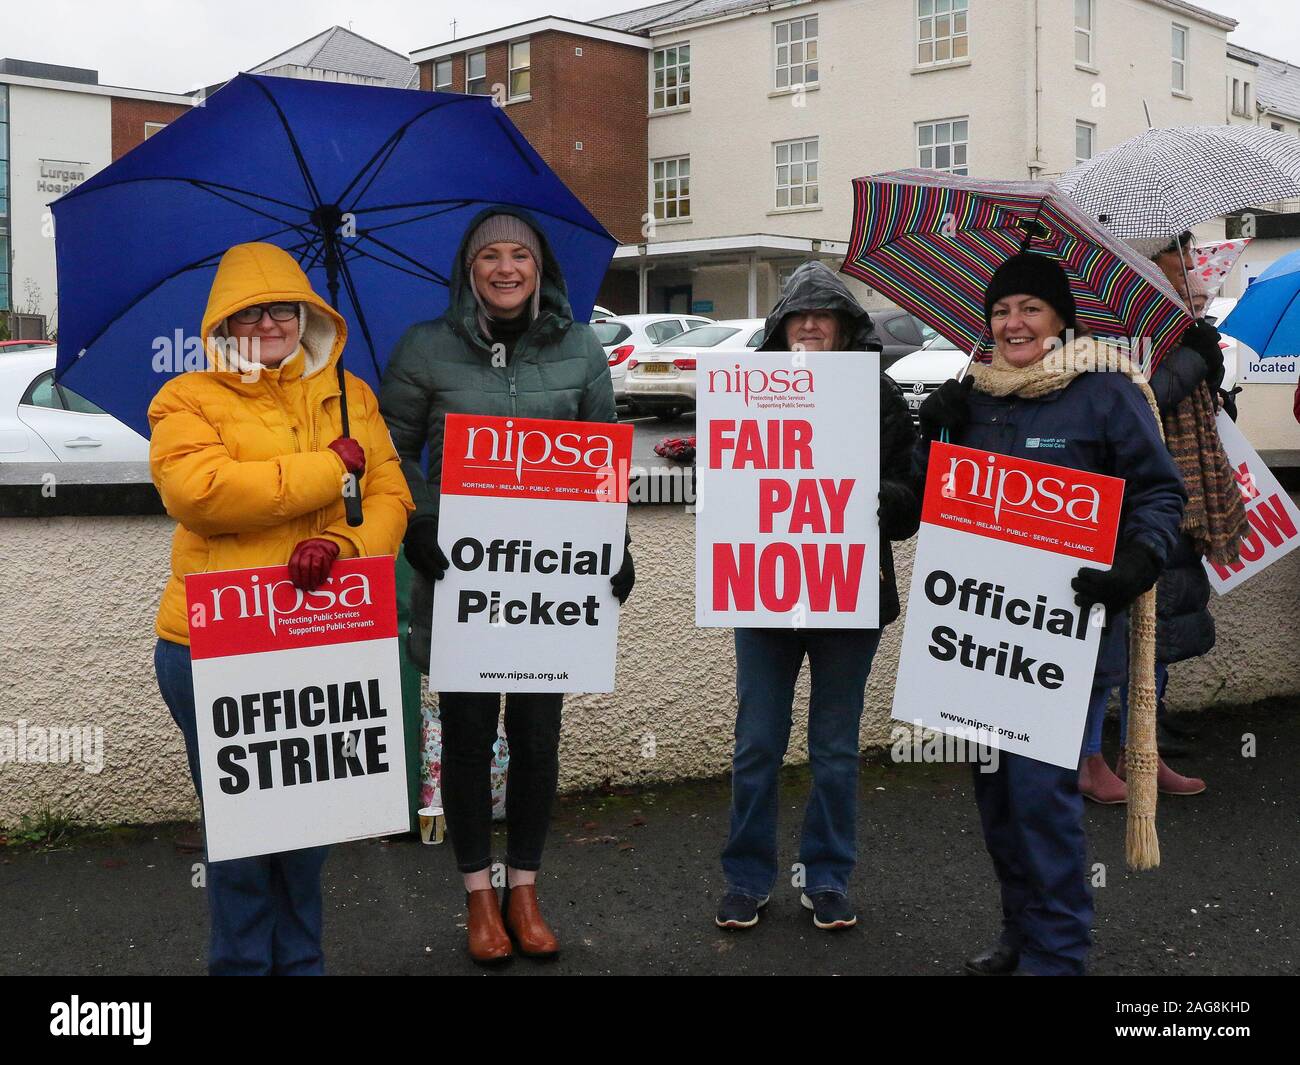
[379,206,617,672]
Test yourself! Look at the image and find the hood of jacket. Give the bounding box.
[757,260,876,352]
[201,241,346,381]
[445,205,575,347]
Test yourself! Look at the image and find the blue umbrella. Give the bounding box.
[52,72,615,437]
[1218,248,1300,358]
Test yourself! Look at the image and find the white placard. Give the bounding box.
[695,351,880,628]
[1205,412,1300,593]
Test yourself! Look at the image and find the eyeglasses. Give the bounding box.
[229,302,298,325]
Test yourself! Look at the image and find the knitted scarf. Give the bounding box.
[970,336,1163,869]
[1162,384,1249,566]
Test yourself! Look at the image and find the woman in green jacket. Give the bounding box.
[380,208,633,965]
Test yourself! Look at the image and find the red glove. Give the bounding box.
[289,538,340,591]
[328,436,366,477]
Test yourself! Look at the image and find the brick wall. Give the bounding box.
[110,97,192,160]
[418,31,648,244]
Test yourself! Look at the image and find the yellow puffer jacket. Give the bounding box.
[149,242,414,644]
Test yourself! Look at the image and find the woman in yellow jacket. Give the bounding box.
[149,242,413,975]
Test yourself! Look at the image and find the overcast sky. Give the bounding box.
[0,0,1295,94]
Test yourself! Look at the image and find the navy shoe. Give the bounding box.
[964,943,1020,975]
[800,891,857,930]
[715,891,769,929]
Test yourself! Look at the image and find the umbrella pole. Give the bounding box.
[318,208,365,528]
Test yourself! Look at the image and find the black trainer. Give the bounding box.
[800,891,857,930]
[715,891,769,929]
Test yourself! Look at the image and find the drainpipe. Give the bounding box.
[747,253,758,318]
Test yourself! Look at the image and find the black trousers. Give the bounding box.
[438,691,563,873]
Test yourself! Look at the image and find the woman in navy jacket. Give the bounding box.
[916,253,1185,976]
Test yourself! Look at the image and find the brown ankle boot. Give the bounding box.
[1078,753,1127,804]
[466,888,512,965]
[504,884,560,959]
[1117,748,1206,796]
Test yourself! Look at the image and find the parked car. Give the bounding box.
[625,318,767,419]
[884,332,970,425]
[590,304,615,322]
[1,339,51,353]
[0,346,148,462]
[868,307,935,368]
[591,313,714,404]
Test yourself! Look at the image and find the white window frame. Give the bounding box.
[1075,120,1095,165]
[774,137,819,210]
[1074,0,1094,67]
[143,121,167,139]
[434,58,453,92]
[773,15,818,91]
[508,39,531,100]
[917,118,969,175]
[651,156,691,222]
[916,0,969,68]
[466,49,487,95]
[1171,24,1188,94]
[651,43,691,112]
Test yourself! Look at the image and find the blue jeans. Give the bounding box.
[1082,663,1170,756]
[972,690,1099,977]
[154,638,329,976]
[722,626,882,899]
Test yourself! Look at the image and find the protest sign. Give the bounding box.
[186,556,408,862]
[429,414,633,693]
[695,351,879,628]
[893,442,1123,769]
[1205,412,1300,593]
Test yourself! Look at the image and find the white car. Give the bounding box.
[625,318,768,419]
[885,333,970,423]
[591,313,714,403]
[0,346,148,462]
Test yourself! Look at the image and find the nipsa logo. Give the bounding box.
[942,451,1103,527]
[198,572,375,635]
[464,420,616,482]
[706,363,815,406]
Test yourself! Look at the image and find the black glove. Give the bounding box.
[1219,385,1242,422]
[918,376,974,442]
[1071,541,1162,615]
[611,546,635,604]
[404,515,448,581]
[878,481,917,540]
[1181,321,1225,392]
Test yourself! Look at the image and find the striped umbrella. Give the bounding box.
[1059,125,1300,240]
[841,169,1192,369]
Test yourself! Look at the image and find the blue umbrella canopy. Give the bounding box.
[1219,249,1300,358]
[52,73,616,436]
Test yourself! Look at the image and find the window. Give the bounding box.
[434,58,453,91]
[917,118,968,175]
[774,138,819,209]
[21,371,61,409]
[1233,79,1252,115]
[466,50,487,95]
[509,39,530,99]
[651,156,691,221]
[1075,121,1095,164]
[1074,0,1094,66]
[917,0,968,67]
[774,15,818,90]
[646,320,685,344]
[143,121,167,139]
[1171,24,1187,93]
[1272,121,1285,132]
[652,44,691,110]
